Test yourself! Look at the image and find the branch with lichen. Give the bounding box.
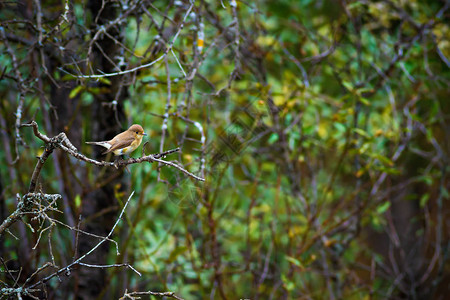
[120,290,185,300]
[22,121,205,181]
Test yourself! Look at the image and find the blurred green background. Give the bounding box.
[0,0,449,299]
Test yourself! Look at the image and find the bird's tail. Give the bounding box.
[85,141,111,150]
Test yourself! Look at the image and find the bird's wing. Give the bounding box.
[104,135,135,154]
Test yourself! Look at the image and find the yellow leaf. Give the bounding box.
[356,169,364,178]
[318,122,327,138]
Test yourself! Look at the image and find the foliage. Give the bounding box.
[0,0,449,299]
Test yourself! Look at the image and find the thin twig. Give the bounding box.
[27,191,136,290]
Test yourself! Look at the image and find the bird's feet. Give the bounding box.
[113,158,123,169]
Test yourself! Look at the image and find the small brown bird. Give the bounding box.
[86,124,147,155]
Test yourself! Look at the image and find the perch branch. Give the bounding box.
[22,121,205,181]
[120,290,185,300]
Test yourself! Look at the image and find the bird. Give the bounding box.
[86,124,147,156]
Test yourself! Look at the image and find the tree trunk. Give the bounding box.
[75,2,127,299]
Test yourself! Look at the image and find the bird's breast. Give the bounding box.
[112,137,142,156]
[132,135,143,147]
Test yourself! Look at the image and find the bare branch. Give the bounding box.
[22,121,205,181]
[120,290,185,300]
[27,191,136,290]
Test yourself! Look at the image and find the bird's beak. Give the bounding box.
[142,132,147,136]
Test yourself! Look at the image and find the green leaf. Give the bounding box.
[342,81,354,92]
[268,133,279,144]
[69,86,83,99]
[358,97,371,106]
[281,274,295,292]
[358,142,370,154]
[334,122,346,133]
[377,201,390,214]
[419,175,433,186]
[375,154,394,167]
[420,193,429,207]
[166,246,188,263]
[74,194,82,209]
[285,255,303,268]
[353,128,371,138]
[61,74,77,81]
[98,77,112,85]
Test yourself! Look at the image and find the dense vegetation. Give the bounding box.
[0,0,449,299]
